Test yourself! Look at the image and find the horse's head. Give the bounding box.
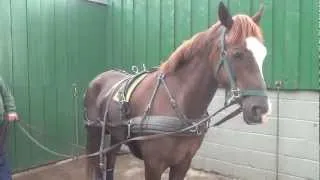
[213,2,271,125]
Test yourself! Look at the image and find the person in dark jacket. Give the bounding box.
[0,77,18,180]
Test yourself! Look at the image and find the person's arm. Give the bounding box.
[0,78,18,121]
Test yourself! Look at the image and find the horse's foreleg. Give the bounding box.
[144,165,162,180]
[144,159,167,180]
[105,136,121,180]
[86,126,104,180]
[168,158,192,180]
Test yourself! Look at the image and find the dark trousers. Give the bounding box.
[0,152,11,180]
[0,122,11,180]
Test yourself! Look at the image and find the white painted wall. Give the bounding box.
[192,89,319,180]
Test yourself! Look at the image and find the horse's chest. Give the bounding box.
[140,135,204,165]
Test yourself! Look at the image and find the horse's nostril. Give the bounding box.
[252,106,262,117]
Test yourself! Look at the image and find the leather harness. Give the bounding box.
[84,27,268,180]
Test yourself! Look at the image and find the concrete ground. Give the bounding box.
[13,154,233,180]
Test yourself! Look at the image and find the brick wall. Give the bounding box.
[192,89,319,180]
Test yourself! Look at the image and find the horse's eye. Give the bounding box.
[233,52,243,59]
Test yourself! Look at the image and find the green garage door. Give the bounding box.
[0,0,109,171]
[105,0,318,90]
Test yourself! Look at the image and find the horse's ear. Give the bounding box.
[218,2,233,30]
[252,5,264,25]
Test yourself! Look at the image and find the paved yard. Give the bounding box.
[13,154,233,180]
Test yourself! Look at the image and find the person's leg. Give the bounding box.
[0,153,12,180]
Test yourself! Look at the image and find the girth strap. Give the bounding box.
[128,116,208,136]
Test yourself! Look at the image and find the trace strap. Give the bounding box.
[15,92,243,160]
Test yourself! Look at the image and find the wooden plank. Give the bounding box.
[27,0,47,166]
[174,0,191,48]
[191,0,209,34]
[283,0,300,89]
[160,0,174,60]
[133,0,147,69]
[146,0,161,67]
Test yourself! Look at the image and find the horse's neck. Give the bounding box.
[169,57,218,119]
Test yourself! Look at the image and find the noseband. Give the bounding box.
[214,27,267,105]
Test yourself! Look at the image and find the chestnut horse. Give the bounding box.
[84,2,271,180]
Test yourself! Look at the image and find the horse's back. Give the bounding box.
[84,70,130,122]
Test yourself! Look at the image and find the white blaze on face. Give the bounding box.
[245,37,271,123]
[245,37,267,79]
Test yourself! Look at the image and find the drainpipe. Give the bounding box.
[72,83,80,158]
[275,81,282,180]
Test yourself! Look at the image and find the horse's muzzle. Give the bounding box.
[241,96,271,125]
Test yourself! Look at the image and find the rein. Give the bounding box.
[13,99,241,161]
[85,100,242,158]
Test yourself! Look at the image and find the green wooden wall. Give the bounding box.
[0,0,108,171]
[105,0,318,90]
[0,0,318,173]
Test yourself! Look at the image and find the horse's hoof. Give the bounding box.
[93,173,103,180]
[106,169,114,180]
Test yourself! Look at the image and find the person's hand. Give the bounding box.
[5,112,19,122]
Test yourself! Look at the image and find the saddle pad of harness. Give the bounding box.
[113,72,148,103]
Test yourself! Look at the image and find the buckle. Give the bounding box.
[127,120,132,139]
[231,88,241,98]
[189,123,201,135]
[119,92,126,103]
[206,119,210,128]
[225,88,241,106]
[84,119,103,127]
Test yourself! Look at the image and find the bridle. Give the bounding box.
[214,27,267,106]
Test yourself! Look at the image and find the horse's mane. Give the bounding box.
[160,14,263,73]
[227,15,263,44]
